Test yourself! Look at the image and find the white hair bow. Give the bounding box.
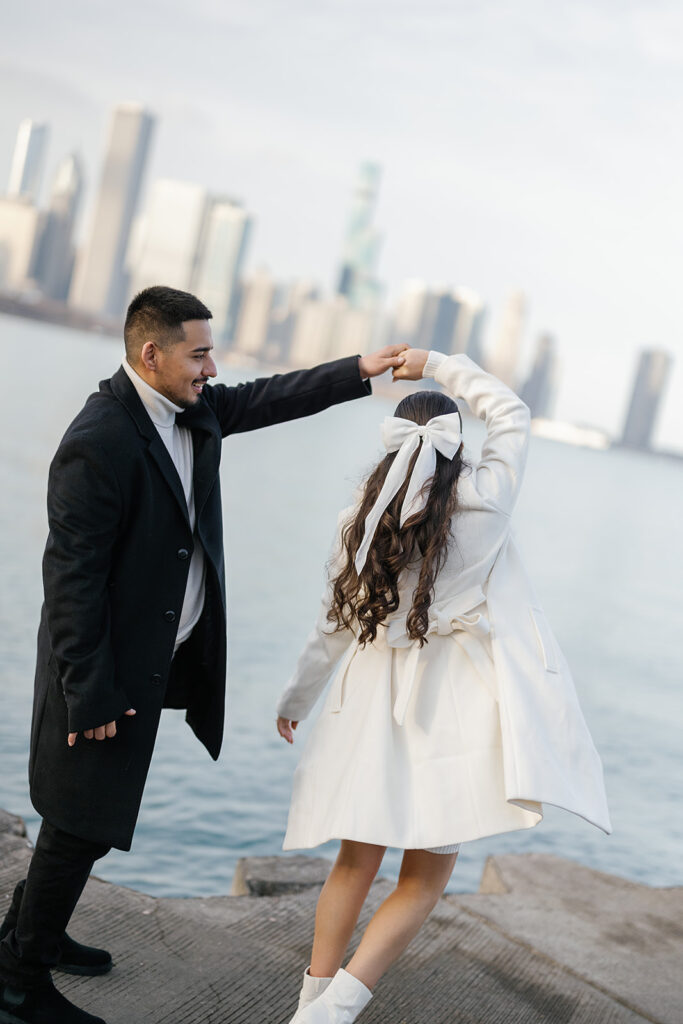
[354,412,462,575]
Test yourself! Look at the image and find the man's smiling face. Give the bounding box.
[142,319,217,408]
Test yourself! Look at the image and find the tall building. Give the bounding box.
[520,333,559,419]
[232,269,276,357]
[451,287,486,363]
[289,295,349,366]
[129,179,207,297]
[70,103,155,318]
[491,289,527,387]
[192,198,251,342]
[268,279,319,364]
[620,348,673,450]
[32,153,84,301]
[7,120,49,202]
[336,162,383,309]
[390,281,428,348]
[417,289,459,351]
[0,198,41,291]
[390,282,486,361]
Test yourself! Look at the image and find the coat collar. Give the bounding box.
[106,367,220,527]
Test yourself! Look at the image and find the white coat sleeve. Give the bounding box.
[276,510,355,722]
[424,351,531,515]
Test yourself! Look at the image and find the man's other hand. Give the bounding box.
[391,348,429,381]
[68,708,136,747]
[358,344,409,379]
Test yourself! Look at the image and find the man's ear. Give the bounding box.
[140,341,158,372]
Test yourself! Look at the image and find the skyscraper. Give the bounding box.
[232,269,276,357]
[70,104,155,318]
[33,153,84,301]
[192,198,251,341]
[336,162,383,309]
[520,333,559,419]
[268,279,319,364]
[390,281,428,348]
[620,349,673,450]
[451,287,486,363]
[491,289,527,387]
[417,289,459,351]
[7,120,49,202]
[129,179,207,297]
[0,197,41,290]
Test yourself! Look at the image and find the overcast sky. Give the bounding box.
[1,0,682,447]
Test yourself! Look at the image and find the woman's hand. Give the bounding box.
[277,716,299,744]
[392,348,429,381]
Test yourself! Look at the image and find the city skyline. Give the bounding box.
[0,107,677,454]
[1,1,682,449]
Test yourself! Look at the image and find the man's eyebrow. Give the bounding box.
[190,346,213,354]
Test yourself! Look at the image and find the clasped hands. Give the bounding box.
[357,345,429,383]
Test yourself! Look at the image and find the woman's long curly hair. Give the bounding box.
[328,390,466,647]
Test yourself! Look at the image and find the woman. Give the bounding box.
[276,348,611,1023]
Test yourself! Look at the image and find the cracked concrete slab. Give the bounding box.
[1,809,679,1023]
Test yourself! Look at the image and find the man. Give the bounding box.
[0,286,407,1024]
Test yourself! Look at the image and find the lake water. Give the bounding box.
[0,313,681,897]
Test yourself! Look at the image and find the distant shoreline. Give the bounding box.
[2,295,681,461]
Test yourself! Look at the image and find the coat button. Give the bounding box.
[164,610,176,622]
[151,673,162,685]
[177,548,189,560]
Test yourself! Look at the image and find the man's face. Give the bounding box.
[150,319,217,409]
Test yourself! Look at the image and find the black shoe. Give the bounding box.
[0,883,112,978]
[0,977,107,1023]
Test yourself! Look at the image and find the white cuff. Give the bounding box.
[422,351,448,379]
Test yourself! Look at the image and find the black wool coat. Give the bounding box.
[29,356,370,850]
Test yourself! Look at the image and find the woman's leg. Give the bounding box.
[344,848,458,990]
[309,840,386,979]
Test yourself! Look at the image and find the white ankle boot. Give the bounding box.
[287,966,333,1022]
[294,968,372,1023]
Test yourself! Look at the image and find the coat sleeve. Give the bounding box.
[425,352,531,516]
[43,435,132,734]
[202,355,371,438]
[276,510,355,722]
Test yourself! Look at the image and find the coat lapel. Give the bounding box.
[182,400,221,520]
[108,367,191,528]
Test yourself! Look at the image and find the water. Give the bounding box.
[1,314,681,897]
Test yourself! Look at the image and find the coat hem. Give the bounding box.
[282,811,543,852]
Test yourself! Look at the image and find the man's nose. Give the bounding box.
[204,355,217,378]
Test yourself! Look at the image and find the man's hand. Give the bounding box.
[277,716,298,744]
[358,344,409,379]
[68,708,136,747]
[391,348,429,381]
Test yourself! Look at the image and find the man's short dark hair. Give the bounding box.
[124,286,212,362]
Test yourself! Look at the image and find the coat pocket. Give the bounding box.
[529,607,559,674]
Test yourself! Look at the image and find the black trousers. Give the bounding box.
[0,820,110,990]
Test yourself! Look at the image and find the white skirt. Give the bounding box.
[283,627,542,852]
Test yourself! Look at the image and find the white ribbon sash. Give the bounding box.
[330,586,495,725]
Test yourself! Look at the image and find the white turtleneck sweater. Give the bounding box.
[121,359,206,652]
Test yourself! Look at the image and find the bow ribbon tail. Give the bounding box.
[354,434,420,575]
[399,436,436,525]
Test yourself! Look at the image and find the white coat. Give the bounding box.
[277,353,612,851]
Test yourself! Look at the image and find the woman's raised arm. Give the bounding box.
[395,349,531,516]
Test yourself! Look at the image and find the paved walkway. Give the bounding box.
[1,809,680,1023]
